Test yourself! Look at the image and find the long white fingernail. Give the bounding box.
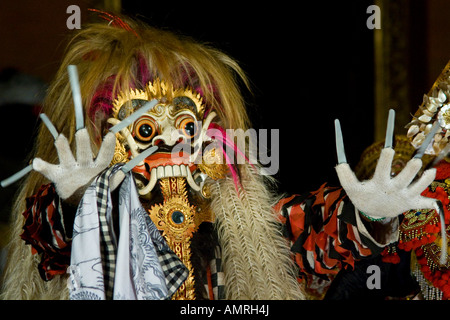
[1,164,33,187]
[384,109,395,149]
[40,114,59,140]
[415,121,440,159]
[68,65,84,131]
[335,119,347,164]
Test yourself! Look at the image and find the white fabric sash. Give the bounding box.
[67,170,170,300]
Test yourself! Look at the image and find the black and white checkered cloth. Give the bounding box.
[96,165,122,300]
[158,249,189,298]
[94,165,188,299]
[206,246,225,300]
[140,212,188,298]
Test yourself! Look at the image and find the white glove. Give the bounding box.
[334,109,437,220]
[334,111,448,265]
[335,148,437,219]
[33,128,116,200]
[1,66,156,201]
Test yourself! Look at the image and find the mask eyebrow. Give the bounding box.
[171,96,200,117]
[169,104,198,119]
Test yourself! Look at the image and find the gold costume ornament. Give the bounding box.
[148,177,197,299]
[407,60,450,155]
[147,177,214,299]
[354,135,434,180]
[197,148,229,181]
[110,132,128,166]
[112,79,206,121]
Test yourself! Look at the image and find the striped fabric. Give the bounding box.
[21,184,72,280]
[95,165,121,299]
[204,246,225,300]
[275,183,385,280]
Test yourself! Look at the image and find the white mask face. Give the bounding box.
[108,81,224,196]
[132,104,199,150]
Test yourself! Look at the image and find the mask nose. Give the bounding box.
[152,126,185,147]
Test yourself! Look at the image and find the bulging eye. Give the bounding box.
[177,115,198,139]
[134,116,158,142]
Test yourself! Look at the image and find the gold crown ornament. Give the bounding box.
[406,60,450,156]
[112,79,206,121]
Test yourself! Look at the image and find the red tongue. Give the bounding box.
[145,151,190,167]
[131,151,196,180]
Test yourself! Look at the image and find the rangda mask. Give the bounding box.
[107,79,228,299]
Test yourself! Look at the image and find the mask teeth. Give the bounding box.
[186,166,201,191]
[138,164,200,195]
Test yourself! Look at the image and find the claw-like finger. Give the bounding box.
[414,121,440,159]
[54,134,76,167]
[94,131,116,167]
[372,148,395,183]
[0,164,33,188]
[407,167,436,195]
[40,113,59,140]
[107,118,140,158]
[335,163,360,191]
[432,141,450,166]
[110,170,125,192]
[1,113,59,187]
[412,197,438,214]
[384,109,395,149]
[32,158,60,182]
[434,201,448,265]
[75,129,93,166]
[334,119,347,164]
[68,65,84,131]
[121,146,158,173]
[109,99,158,134]
[392,157,422,189]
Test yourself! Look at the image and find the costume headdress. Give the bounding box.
[406,60,450,157]
[355,135,434,180]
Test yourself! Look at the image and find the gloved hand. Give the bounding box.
[335,148,437,219]
[33,128,116,201]
[1,65,156,203]
[334,109,438,220]
[335,110,448,265]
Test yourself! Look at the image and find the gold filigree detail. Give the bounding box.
[200,184,212,199]
[112,79,206,120]
[402,209,437,231]
[194,198,214,226]
[403,209,429,226]
[172,86,205,117]
[442,109,450,126]
[109,132,128,166]
[148,177,197,300]
[112,88,148,120]
[197,148,229,180]
[423,240,450,271]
